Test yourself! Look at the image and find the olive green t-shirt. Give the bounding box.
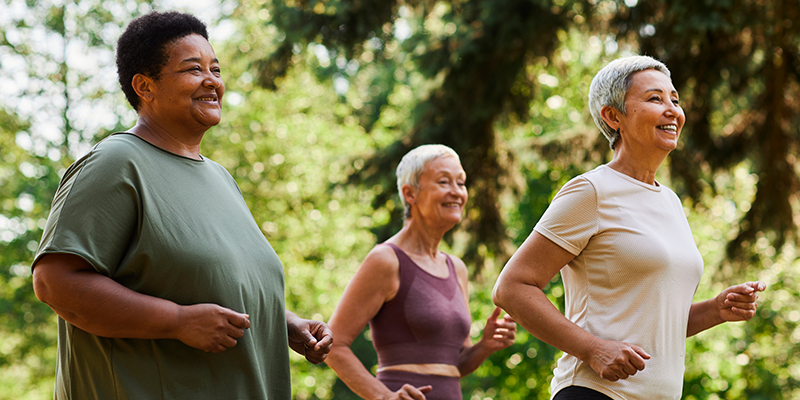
[34,133,291,400]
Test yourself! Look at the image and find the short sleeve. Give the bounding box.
[533,176,598,256]
[33,140,139,277]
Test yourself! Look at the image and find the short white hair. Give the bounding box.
[588,55,671,149]
[396,144,460,219]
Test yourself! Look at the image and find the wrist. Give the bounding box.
[577,335,600,364]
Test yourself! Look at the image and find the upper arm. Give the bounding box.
[495,176,597,298]
[32,253,97,305]
[35,143,139,277]
[497,231,575,292]
[328,246,401,347]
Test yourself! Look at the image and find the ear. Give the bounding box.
[401,184,416,208]
[131,73,156,104]
[600,105,623,131]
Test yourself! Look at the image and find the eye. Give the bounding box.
[649,95,661,102]
[672,99,680,106]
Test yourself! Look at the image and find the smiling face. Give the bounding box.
[407,156,468,227]
[145,34,225,131]
[616,69,685,153]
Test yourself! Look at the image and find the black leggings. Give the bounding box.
[553,386,614,400]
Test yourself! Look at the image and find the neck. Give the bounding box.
[392,218,452,259]
[607,145,668,185]
[129,113,204,160]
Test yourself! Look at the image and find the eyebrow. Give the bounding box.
[645,88,679,96]
[180,57,219,64]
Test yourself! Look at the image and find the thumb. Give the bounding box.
[300,327,318,347]
[418,385,433,394]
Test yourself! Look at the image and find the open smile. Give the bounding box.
[657,124,678,134]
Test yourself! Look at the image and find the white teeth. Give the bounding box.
[658,124,677,132]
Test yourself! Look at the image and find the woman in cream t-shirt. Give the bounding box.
[493,55,766,400]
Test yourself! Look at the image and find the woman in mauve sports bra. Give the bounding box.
[326,145,517,400]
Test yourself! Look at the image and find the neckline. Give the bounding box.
[384,243,452,280]
[114,132,206,162]
[600,164,663,192]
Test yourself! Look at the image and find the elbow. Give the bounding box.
[492,278,508,310]
[32,266,51,304]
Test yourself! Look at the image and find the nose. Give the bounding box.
[451,182,467,198]
[203,72,224,90]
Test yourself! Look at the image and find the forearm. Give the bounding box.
[457,340,493,377]
[687,298,724,337]
[494,282,597,362]
[36,267,182,340]
[325,343,391,400]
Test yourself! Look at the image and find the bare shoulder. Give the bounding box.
[446,253,469,282]
[358,244,400,278]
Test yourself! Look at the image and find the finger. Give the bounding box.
[621,361,639,376]
[726,292,759,304]
[725,298,758,310]
[313,334,334,352]
[503,314,516,323]
[300,329,318,348]
[400,384,428,400]
[305,351,327,364]
[730,307,757,319]
[221,335,238,348]
[747,281,767,292]
[229,326,245,339]
[495,321,517,330]
[227,312,251,329]
[630,344,650,362]
[489,306,502,321]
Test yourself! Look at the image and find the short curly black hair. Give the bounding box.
[116,11,208,111]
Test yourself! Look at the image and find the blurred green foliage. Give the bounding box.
[0,0,798,399]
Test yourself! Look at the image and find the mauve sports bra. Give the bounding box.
[369,243,472,367]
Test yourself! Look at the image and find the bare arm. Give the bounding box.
[687,281,766,337]
[325,246,431,400]
[453,257,516,377]
[32,253,250,353]
[492,231,650,382]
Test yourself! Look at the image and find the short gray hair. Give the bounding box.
[396,144,460,219]
[588,55,671,149]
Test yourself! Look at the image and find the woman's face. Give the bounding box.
[148,34,225,130]
[410,156,468,226]
[617,69,685,153]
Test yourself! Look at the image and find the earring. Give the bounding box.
[616,128,620,136]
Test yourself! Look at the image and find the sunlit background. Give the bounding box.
[1,0,798,399]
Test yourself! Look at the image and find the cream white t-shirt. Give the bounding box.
[534,165,704,400]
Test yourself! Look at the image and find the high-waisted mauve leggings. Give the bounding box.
[377,370,461,400]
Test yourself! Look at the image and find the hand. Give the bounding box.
[287,315,334,364]
[175,303,250,353]
[716,281,766,322]
[379,384,432,400]
[481,306,517,352]
[586,337,650,382]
